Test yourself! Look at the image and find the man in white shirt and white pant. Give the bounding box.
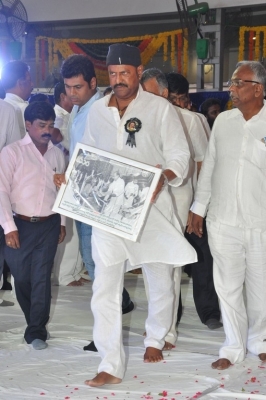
[191,60,266,370]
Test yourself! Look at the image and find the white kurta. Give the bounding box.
[170,106,208,230]
[83,86,197,268]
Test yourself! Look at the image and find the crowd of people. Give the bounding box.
[0,43,265,387]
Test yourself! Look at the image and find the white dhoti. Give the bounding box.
[207,220,266,364]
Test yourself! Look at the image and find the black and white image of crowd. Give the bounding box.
[68,149,154,223]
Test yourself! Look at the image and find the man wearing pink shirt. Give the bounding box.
[0,101,66,350]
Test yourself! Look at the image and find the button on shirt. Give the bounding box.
[191,104,266,230]
[68,89,102,157]
[0,133,66,234]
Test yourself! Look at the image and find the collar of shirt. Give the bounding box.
[5,93,29,104]
[54,104,69,116]
[104,85,142,107]
[227,102,266,121]
[20,132,54,151]
[73,88,102,116]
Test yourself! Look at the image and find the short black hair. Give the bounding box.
[200,98,222,115]
[54,82,66,105]
[1,60,30,90]
[29,93,49,104]
[165,72,189,95]
[61,54,96,85]
[24,101,56,123]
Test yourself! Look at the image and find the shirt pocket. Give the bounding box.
[251,138,266,169]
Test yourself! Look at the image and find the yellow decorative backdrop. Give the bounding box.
[238,26,266,61]
[35,30,188,86]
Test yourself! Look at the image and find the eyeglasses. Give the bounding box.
[227,79,261,88]
[169,94,188,103]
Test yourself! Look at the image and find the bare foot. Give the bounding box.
[67,280,83,287]
[144,347,163,363]
[163,341,175,351]
[84,372,122,387]
[259,353,266,361]
[211,358,232,370]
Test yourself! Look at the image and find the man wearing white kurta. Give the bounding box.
[191,60,266,370]
[52,82,83,286]
[141,68,208,348]
[82,43,197,387]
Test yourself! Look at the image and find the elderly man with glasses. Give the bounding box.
[191,61,266,370]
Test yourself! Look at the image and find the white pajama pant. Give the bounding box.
[53,218,83,286]
[143,187,189,345]
[143,266,181,345]
[91,260,175,379]
[207,221,266,364]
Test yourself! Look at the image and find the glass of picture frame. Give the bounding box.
[53,143,162,242]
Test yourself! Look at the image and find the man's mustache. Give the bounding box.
[114,83,128,89]
[41,133,52,138]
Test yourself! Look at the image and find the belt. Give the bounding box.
[13,213,55,223]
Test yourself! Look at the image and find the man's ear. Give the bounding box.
[60,92,65,103]
[90,77,97,90]
[25,120,31,132]
[254,83,264,98]
[137,65,144,80]
[162,87,169,99]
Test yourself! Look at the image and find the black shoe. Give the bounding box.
[122,300,134,315]
[83,341,98,352]
[206,318,223,330]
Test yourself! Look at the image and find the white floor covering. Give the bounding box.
[1,273,266,400]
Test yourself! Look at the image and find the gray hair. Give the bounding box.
[236,61,266,91]
[141,68,168,95]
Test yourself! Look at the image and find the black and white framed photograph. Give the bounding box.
[53,143,162,241]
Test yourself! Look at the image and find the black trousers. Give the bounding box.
[184,219,220,324]
[5,214,60,343]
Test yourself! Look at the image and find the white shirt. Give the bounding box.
[191,104,266,230]
[54,104,70,150]
[83,85,196,267]
[175,107,207,188]
[170,107,208,227]
[4,93,28,138]
[195,112,211,139]
[0,99,21,151]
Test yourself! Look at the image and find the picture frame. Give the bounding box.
[53,143,162,242]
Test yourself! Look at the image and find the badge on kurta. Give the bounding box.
[125,118,142,148]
